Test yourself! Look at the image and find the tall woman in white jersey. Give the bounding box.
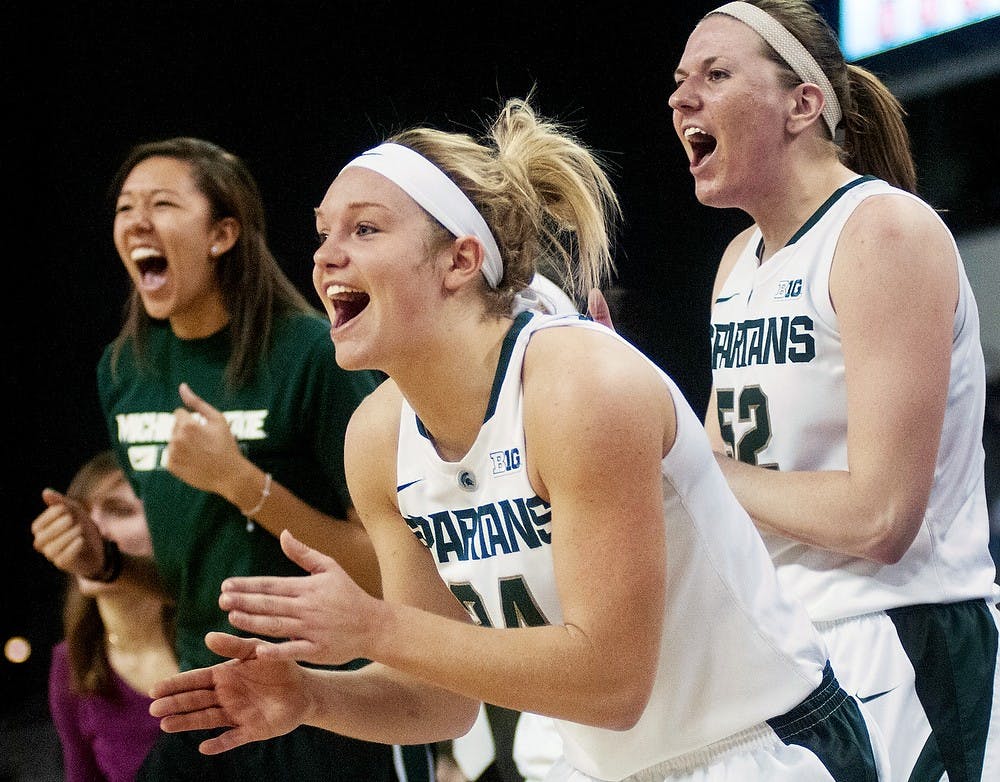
[145,96,888,781]
[666,2,1000,780]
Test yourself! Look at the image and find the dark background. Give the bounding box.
[5,1,999,776]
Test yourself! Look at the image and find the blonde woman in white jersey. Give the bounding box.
[146,96,887,781]
[666,2,1000,780]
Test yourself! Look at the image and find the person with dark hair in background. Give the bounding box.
[31,136,434,781]
[147,97,887,781]
[662,2,998,779]
[37,450,177,782]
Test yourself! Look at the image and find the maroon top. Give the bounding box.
[48,641,162,782]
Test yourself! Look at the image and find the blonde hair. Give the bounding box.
[389,96,621,313]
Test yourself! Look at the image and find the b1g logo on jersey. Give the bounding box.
[774,278,803,300]
[490,447,522,475]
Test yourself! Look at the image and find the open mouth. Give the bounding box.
[131,247,168,288]
[684,127,717,167]
[326,284,370,328]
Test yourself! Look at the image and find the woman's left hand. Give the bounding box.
[218,529,379,666]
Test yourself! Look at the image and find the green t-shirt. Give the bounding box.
[97,312,379,670]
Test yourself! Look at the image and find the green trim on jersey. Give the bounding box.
[767,662,880,782]
[755,175,877,259]
[484,310,533,424]
[415,310,533,440]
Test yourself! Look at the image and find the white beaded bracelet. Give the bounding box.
[242,472,272,517]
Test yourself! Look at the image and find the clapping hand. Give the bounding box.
[219,529,379,666]
[149,631,311,755]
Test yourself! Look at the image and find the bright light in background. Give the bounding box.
[841,0,1000,61]
[5,635,32,664]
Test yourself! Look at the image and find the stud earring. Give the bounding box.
[210,245,218,256]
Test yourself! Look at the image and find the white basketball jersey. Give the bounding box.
[396,311,829,780]
[710,176,997,622]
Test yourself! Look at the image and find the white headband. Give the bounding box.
[709,1,842,139]
[340,142,504,288]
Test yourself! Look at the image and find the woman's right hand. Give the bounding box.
[150,631,312,755]
[31,488,106,578]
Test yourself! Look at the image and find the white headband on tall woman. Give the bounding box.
[709,1,842,139]
[341,142,504,288]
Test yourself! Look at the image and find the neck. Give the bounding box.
[751,159,855,263]
[98,591,169,652]
[98,592,178,694]
[393,313,513,462]
[169,289,230,339]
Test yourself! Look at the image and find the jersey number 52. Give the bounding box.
[716,386,778,470]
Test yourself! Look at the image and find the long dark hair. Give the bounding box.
[107,137,317,388]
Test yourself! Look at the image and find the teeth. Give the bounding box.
[684,127,707,138]
[130,247,161,261]
[326,284,364,297]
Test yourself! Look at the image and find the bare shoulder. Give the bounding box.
[835,192,958,301]
[344,378,403,500]
[847,188,939,227]
[712,224,757,299]
[348,377,403,439]
[522,324,674,451]
[523,324,658,396]
[520,323,676,507]
[841,194,956,269]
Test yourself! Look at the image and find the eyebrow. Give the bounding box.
[675,54,724,80]
[313,201,392,218]
[117,187,180,199]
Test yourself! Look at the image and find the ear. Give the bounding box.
[441,235,486,292]
[209,217,241,257]
[787,82,826,136]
